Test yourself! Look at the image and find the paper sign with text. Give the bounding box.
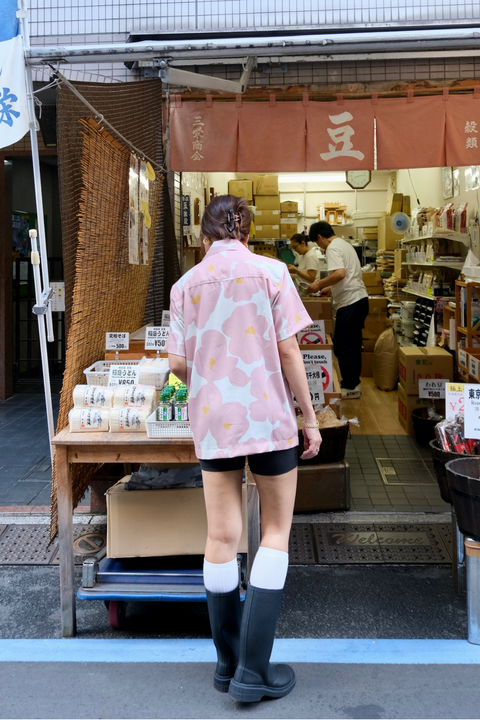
[145,326,169,351]
[445,383,465,420]
[297,320,326,346]
[107,364,138,386]
[301,349,333,393]
[464,384,480,439]
[50,282,65,312]
[293,364,325,408]
[418,379,448,400]
[106,332,129,351]
[469,355,480,381]
[161,310,170,326]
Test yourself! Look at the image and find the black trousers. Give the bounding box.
[333,296,369,390]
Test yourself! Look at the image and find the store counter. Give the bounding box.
[52,428,260,637]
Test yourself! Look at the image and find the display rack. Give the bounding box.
[402,229,470,299]
[455,279,480,382]
[402,230,471,246]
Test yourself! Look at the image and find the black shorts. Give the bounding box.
[199,447,298,476]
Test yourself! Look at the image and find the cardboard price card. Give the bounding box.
[108,364,137,386]
[161,310,170,326]
[464,384,480,439]
[445,383,465,420]
[105,332,129,351]
[293,364,325,408]
[145,326,169,351]
[301,349,333,392]
[418,379,448,400]
[297,320,326,346]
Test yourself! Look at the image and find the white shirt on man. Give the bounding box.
[326,237,368,310]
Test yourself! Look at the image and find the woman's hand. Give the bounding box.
[320,287,332,297]
[301,426,322,460]
[287,264,297,274]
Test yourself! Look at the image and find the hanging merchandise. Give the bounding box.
[72,385,115,408]
[139,161,151,265]
[128,154,140,264]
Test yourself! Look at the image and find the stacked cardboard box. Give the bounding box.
[302,297,333,335]
[280,200,299,239]
[228,179,253,201]
[253,176,280,239]
[362,296,390,352]
[363,270,384,295]
[397,347,452,433]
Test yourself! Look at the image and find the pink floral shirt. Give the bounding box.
[167,239,312,460]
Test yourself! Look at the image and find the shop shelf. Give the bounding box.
[402,230,470,246]
[401,261,464,270]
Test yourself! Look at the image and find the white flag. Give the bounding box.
[0,0,29,148]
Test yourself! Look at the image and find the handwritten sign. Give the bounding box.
[106,332,129,351]
[301,349,333,393]
[445,383,464,420]
[145,326,169,351]
[418,379,448,400]
[107,364,138,386]
[297,320,326,346]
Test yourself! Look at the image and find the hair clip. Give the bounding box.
[225,210,241,234]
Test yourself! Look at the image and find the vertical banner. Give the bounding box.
[306,99,375,171]
[170,99,238,171]
[375,96,446,170]
[128,155,139,265]
[237,99,306,172]
[139,161,150,265]
[445,93,480,167]
[0,0,29,149]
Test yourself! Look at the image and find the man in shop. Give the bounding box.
[287,233,321,296]
[307,221,369,399]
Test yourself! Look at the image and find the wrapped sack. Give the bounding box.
[372,327,399,391]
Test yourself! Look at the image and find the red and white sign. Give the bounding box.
[301,349,333,393]
[297,320,326,346]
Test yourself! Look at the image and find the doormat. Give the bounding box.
[289,524,452,565]
[375,457,436,485]
[0,525,106,565]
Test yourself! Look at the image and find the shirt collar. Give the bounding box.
[206,239,248,256]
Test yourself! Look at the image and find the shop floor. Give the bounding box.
[289,523,452,565]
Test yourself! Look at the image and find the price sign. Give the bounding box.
[469,355,480,381]
[458,348,468,370]
[293,364,325,408]
[297,320,326,346]
[464,384,480,439]
[161,310,170,327]
[418,379,448,400]
[301,349,333,392]
[106,332,129,351]
[445,383,465,420]
[107,364,137,386]
[145,326,169,351]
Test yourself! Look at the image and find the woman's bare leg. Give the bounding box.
[202,468,244,563]
[251,467,297,552]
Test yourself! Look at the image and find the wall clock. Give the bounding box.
[346,170,371,189]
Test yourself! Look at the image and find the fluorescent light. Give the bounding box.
[278,173,346,184]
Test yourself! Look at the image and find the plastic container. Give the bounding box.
[401,301,416,321]
[446,457,480,540]
[429,438,459,503]
[298,424,349,465]
[84,359,141,386]
[146,410,193,438]
[136,358,170,388]
[402,318,415,339]
[411,407,438,446]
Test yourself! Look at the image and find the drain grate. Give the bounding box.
[376,458,436,485]
[0,525,58,565]
[289,524,452,565]
[51,525,106,565]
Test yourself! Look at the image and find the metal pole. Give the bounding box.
[29,231,55,464]
[17,0,54,342]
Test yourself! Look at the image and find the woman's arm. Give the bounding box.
[288,266,317,283]
[168,353,187,385]
[308,267,345,294]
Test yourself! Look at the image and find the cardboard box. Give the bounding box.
[398,347,453,396]
[107,479,248,558]
[281,212,299,219]
[386,193,404,215]
[254,209,280,225]
[362,337,377,353]
[378,216,404,251]
[280,201,298,213]
[365,285,384,296]
[228,179,253,201]
[301,298,333,334]
[253,175,279,196]
[368,296,389,314]
[363,315,389,339]
[254,195,281,211]
[394,249,407,275]
[397,382,445,434]
[361,352,374,377]
[294,461,350,513]
[255,224,280,239]
[402,195,411,216]
[362,271,382,286]
[280,221,298,238]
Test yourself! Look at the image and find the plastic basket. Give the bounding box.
[84,360,141,386]
[137,359,170,389]
[146,410,193,438]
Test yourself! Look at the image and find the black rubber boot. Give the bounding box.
[206,588,242,692]
[228,584,296,702]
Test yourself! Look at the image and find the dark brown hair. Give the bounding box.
[201,194,251,242]
[290,233,307,246]
[309,221,335,242]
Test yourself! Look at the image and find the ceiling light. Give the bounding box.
[278,173,346,183]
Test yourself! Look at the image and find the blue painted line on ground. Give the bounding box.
[0,638,479,664]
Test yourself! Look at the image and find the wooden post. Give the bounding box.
[56,445,76,637]
[0,155,13,400]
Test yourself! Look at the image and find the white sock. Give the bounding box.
[249,547,289,590]
[203,558,239,593]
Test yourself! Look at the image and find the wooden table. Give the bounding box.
[52,428,260,638]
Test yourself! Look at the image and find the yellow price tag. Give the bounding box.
[169,373,183,389]
[447,383,464,393]
[146,162,155,181]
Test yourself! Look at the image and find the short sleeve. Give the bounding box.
[272,266,312,342]
[326,241,345,272]
[304,251,319,273]
[166,283,186,357]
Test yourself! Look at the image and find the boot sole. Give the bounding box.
[214,673,233,693]
[228,675,296,702]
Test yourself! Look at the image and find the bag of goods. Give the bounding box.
[455,203,468,233]
[109,407,150,432]
[435,414,480,455]
[438,203,454,230]
[69,408,110,432]
[372,328,399,391]
[72,385,114,408]
[113,384,156,409]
